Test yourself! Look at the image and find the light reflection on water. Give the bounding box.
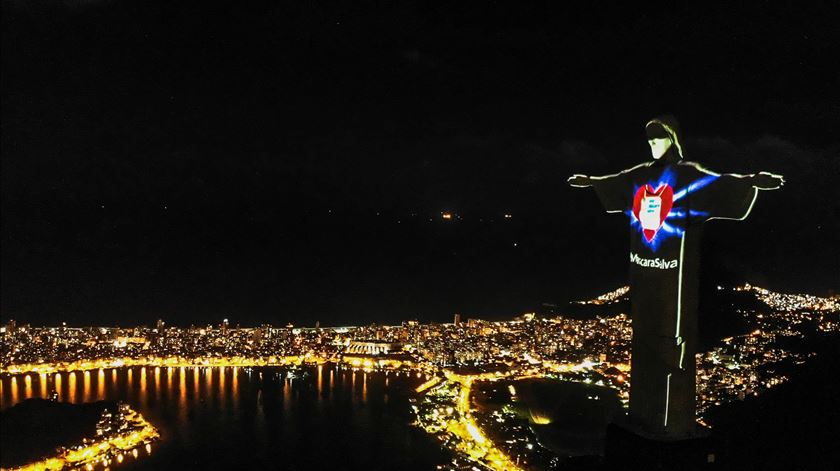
[68,372,77,403]
[98,369,106,400]
[1,366,449,470]
[84,370,92,402]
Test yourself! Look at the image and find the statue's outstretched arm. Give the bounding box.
[567,162,650,189]
[567,163,650,213]
[687,166,785,222]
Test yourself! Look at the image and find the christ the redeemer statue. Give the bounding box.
[568,115,783,439]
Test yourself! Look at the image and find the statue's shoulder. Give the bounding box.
[591,161,651,181]
[678,160,703,169]
[623,161,655,173]
[678,160,719,176]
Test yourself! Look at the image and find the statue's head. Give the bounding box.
[645,115,683,161]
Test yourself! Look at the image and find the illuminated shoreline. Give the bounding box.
[1,356,318,376]
[3,405,158,471]
[0,354,429,377]
[1,357,623,470]
[2,284,832,469]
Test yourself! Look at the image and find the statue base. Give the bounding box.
[605,420,719,469]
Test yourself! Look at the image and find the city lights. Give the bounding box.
[6,404,157,471]
[1,283,836,469]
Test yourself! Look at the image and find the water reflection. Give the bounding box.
[178,367,188,427]
[255,388,265,434]
[283,375,291,414]
[83,370,91,402]
[98,369,105,400]
[68,372,77,403]
[139,367,147,409]
[38,373,46,399]
[0,366,445,471]
[231,367,239,413]
[167,367,173,396]
[179,367,187,405]
[24,374,33,399]
[154,367,161,403]
[317,364,323,394]
[219,367,226,405]
[11,376,18,404]
[363,372,368,403]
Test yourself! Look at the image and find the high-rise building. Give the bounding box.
[453,313,461,326]
[5,319,16,336]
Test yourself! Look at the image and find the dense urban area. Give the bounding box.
[2,284,837,471]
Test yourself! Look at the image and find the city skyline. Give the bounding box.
[2,283,837,470]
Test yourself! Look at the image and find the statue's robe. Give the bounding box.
[590,158,758,438]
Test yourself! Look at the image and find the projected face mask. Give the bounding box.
[648,137,672,160]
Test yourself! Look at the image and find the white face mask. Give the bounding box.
[648,137,673,160]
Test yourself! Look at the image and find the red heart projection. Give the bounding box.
[632,184,674,242]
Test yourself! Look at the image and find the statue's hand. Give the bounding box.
[568,174,593,188]
[753,172,785,190]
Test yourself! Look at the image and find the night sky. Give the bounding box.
[2,1,838,327]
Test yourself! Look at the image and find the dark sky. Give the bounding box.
[2,1,838,327]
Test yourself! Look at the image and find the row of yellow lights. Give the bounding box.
[426,378,523,471]
[1,356,304,375]
[0,354,411,376]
